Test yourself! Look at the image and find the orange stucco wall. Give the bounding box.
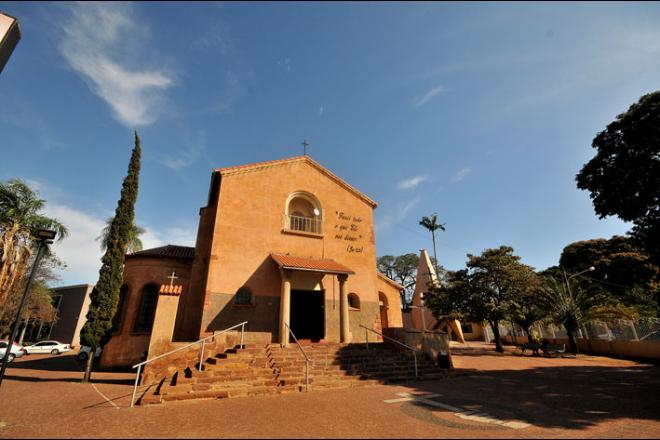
[189,158,398,343]
[101,256,192,368]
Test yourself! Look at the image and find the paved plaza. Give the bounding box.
[0,343,658,438]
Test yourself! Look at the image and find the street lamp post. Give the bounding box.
[561,266,595,354]
[0,229,56,388]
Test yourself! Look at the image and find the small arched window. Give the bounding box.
[285,192,322,234]
[348,293,360,310]
[134,284,159,333]
[235,286,254,306]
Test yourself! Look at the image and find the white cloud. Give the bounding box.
[58,2,174,126]
[28,179,197,285]
[43,204,106,285]
[397,175,429,190]
[413,85,444,108]
[450,167,472,183]
[375,195,422,232]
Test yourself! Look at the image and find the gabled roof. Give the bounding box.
[215,156,377,208]
[377,272,405,290]
[126,245,195,260]
[271,253,355,275]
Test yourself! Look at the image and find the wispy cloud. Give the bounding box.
[450,167,472,183]
[58,2,174,127]
[375,196,422,232]
[397,175,429,190]
[161,129,207,170]
[29,179,196,285]
[413,85,444,108]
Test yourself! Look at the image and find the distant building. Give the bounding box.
[0,12,21,74]
[24,284,93,347]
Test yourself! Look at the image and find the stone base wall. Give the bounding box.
[384,328,452,366]
[501,335,660,360]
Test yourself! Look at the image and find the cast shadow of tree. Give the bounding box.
[333,345,658,431]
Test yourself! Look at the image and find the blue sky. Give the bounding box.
[2,2,659,286]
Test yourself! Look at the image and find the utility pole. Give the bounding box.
[0,229,55,388]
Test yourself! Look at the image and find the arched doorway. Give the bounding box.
[378,292,389,329]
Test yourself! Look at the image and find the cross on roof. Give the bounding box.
[167,271,179,287]
[301,139,310,156]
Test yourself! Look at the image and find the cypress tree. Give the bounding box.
[81,132,141,382]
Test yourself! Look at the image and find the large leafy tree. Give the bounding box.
[80,132,141,382]
[560,236,659,314]
[464,247,538,352]
[377,253,419,309]
[97,217,145,254]
[576,91,660,264]
[426,246,536,352]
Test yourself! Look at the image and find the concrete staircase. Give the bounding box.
[138,342,450,405]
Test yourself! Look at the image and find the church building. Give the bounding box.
[102,156,404,367]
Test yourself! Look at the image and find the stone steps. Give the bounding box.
[138,342,451,406]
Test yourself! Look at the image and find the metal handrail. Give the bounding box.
[359,324,418,377]
[130,321,247,407]
[284,323,310,391]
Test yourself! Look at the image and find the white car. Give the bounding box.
[24,340,71,355]
[0,341,26,362]
[76,346,102,362]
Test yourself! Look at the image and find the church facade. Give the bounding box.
[102,156,404,368]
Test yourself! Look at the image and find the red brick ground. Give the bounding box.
[0,343,658,438]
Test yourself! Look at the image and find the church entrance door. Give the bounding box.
[290,289,325,342]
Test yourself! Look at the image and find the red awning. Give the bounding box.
[271,253,355,275]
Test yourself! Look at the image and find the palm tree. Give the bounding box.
[96,217,145,254]
[0,179,67,304]
[419,213,446,276]
[538,273,635,355]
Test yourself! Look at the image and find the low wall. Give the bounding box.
[384,328,452,367]
[502,335,660,360]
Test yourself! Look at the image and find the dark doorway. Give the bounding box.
[290,289,325,341]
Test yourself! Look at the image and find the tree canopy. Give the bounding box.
[80,132,141,382]
[559,235,659,314]
[576,91,660,263]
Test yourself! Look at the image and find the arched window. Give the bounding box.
[112,284,129,333]
[235,286,254,306]
[133,284,159,333]
[348,292,360,310]
[285,192,322,234]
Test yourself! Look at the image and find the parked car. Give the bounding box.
[76,346,102,362]
[0,341,26,363]
[23,341,71,355]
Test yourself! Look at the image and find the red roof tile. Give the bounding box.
[126,245,195,260]
[271,253,355,275]
[159,284,183,296]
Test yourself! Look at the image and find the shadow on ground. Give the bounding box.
[4,354,134,385]
[334,344,660,431]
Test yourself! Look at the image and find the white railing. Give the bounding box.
[130,321,247,408]
[284,323,310,391]
[285,214,322,234]
[360,324,418,377]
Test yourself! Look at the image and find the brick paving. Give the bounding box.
[0,343,658,438]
